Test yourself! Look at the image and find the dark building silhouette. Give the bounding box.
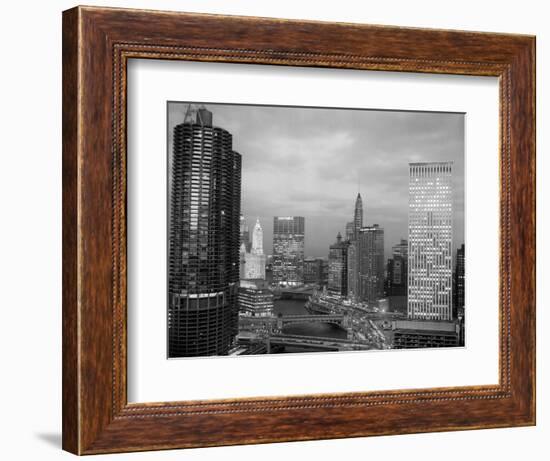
[385,239,408,313]
[272,216,305,286]
[358,224,385,304]
[328,232,349,296]
[168,106,241,358]
[304,257,325,286]
[454,243,465,320]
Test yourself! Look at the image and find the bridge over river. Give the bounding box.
[237,332,380,353]
[238,313,351,331]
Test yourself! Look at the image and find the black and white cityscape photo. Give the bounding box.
[167,102,465,359]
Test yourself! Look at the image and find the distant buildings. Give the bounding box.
[353,193,364,240]
[347,241,359,300]
[408,162,453,321]
[272,216,305,286]
[168,106,241,358]
[240,218,266,280]
[358,225,385,304]
[345,221,355,242]
[385,238,408,313]
[240,215,251,252]
[328,233,349,296]
[304,257,325,286]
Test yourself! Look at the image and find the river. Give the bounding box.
[273,299,347,339]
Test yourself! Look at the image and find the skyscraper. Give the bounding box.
[408,162,453,321]
[347,241,359,300]
[168,106,241,357]
[358,224,385,304]
[241,218,266,280]
[328,232,349,296]
[353,193,364,240]
[272,216,305,286]
[454,243,465,320]
[385,238,408,313]
[347,193,364,300]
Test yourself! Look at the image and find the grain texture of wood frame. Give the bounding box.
[62,5,536,455]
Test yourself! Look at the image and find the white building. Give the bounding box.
[240,218,266,280]
[407,162,453,321]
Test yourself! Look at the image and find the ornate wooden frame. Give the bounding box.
[62,5,536,455]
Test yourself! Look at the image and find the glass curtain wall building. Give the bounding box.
[272,216,305,286]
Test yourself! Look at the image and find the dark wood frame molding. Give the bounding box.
[62,5,536,455]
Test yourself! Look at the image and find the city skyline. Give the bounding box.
[167,103,466,358]
[168,102,465,259]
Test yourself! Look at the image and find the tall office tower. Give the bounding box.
[328,233,349,296]
[168,106,241,358]
[272,216,305,286]
[346,193,364,299]
[454,243,465,320]
[240,214,251,252]
[345,221,355,242]
[408,162,453,321]
[358,225,385,304]
[242,218,266,279]
[353,193,364,240]
[347,241,359,300]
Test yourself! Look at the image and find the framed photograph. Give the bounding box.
[62,6,535,455]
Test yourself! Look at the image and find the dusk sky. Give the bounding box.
[168,102,465,259]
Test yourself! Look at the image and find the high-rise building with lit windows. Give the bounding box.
[272,216,305,285]
[168,106,241,358]
[407,162,453,321]
[328,232,349,296]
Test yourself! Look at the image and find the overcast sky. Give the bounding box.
[168,102,464,259]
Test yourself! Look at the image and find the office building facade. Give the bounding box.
[454,243,465,320]
[238,279,274,317]
[358,224,385,304]
[407,162,453,321]
[386,238,408,297]
[328,233,349,296]
[272,216,305,286]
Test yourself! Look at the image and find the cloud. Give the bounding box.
[168,102,465,258]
